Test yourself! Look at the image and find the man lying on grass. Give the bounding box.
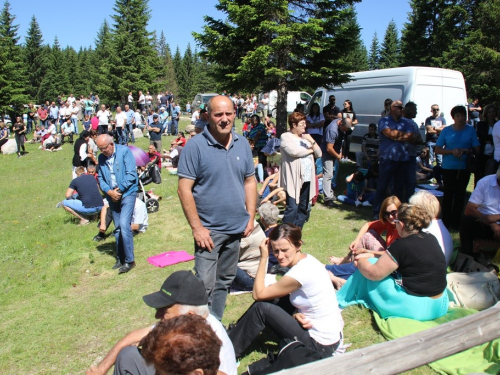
[85,271,237,375]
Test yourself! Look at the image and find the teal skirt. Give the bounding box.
[336,258,448,321]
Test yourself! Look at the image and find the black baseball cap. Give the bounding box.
[142,271,208,309]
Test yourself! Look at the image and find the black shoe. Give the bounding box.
[93,233,105,242]
[112,259,122,269]
[323,200,339,208]
[118,261,136,274]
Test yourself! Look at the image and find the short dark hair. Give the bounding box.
[269,223,302,248]
[368,123,377,130]
[450,105,467,118]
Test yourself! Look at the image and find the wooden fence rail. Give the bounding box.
[280,302,500,375]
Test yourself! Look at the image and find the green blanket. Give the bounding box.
[373,308,500,374]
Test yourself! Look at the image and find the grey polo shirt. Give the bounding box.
[177,125,254,234]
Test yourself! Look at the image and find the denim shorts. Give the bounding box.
[63,199,102,215]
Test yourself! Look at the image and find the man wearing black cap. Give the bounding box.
[85,270,237,375]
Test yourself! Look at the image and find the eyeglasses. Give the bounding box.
[98,143,112,151]
[432,108,440,112]
[382,210,398,219]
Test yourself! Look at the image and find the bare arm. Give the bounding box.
[381,128,414,142]
[326,142,341,160]
[177,177,214,251]
[243,175,257,237]
[355,251,398,281]
[349,221,371,251]
[65,187,75,199]
[465,201,500,224]
[86,327,151,375]
[253,239,301,301]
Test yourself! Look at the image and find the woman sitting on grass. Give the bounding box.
[326,196,401,280]
[336,204,448,321]
[229,224,343,359]
[337,170,375,207]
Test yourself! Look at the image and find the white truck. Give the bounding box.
[307,66,468,153]
[260,90,312,118]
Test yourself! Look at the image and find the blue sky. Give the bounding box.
[11,0,412,55]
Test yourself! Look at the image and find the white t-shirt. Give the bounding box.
[138,94,145,104]
[145,95,152,104]
[493,120,500,162]
[134,112,143,125]
[97,110,110,125]
[469,174,500,215]
[285,254,342,345]
[131,199,148,232]
[261,97,269,109]
[306,114,325,136]
[71,106,79,119]
[47,124,57,135]
[67,96,76,105]
[128,95,133,103]
[206,314,237,375]
[423,219,454,266]
[191,110,200,123]
[115,112,127,128]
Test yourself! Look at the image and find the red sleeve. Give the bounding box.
[366,220,386,234]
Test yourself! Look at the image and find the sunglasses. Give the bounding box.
[383,210,398,219]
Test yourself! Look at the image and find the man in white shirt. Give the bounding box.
[114,106,127,145]
[61,118,74,144]
[461,168,500,255]
[145,91,152,110]
[127,92,134,109]
[70,102,80,134]
[85,271,237,375]
[96,105,111,135]
[67,93,76,105]
[260,92,270,118]
[138,91,146,112]
[131,198,148,234]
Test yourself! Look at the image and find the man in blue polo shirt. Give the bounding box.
[177,95,257,320]
[124,104,136,144]
[373,100,415,217]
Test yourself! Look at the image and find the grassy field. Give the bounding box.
[1,116,442,374]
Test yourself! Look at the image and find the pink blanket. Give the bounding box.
[147,251,194,268]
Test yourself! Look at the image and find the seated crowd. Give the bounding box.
[78,95,500,374]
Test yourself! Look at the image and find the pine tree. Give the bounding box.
[62,47,78,95]
[179,43,195,104]
[156,30,167,58]
[24,15,47,103]
[368,32,380,70]
[108,0,164,104]
[379,20,401,69]
[92,20,114,104]
[194,0,360,134]
[0,1,28,115]
[339,7,368,72]
[39,37,70,102]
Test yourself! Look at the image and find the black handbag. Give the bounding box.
[466,152,478,174]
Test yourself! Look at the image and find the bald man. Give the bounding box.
[96,134,139,273]
[177,95,257,320]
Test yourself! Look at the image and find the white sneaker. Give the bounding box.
[362,201,372,207]
[355,200,362,207]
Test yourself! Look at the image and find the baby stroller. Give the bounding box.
[137,162,162,213]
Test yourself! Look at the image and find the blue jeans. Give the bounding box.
[283,181,310,229]
[109,195,135,264]
[27,117,34,133]
[194,231,241,320]
[255,164,264,183]
[126,123,135,143]
[232,267,255,291]
[338,192,374,205]
[325,263,357,280]
[63,199,102,215]
[427,142,442,167]
[171,118,178,135]
[333,158,340,186]
[373,159,412,216]
[71,118,79,134]
[116,127,126,145]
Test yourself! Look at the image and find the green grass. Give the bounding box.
[1,116,447,374]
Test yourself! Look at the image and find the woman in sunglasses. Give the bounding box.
[326,196,401,280]
[337,204,448,321]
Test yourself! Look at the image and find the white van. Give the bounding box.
[264,90,311,118]
[307,67,468,153]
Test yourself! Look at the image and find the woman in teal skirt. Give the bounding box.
[337,204,449,321]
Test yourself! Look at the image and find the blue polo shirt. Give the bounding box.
[378,115,412,161]
[436,124,480,170]
[125,109,135,124]
[177,126,254,234]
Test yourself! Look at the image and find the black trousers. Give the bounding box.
[442,169,470,230]
[460,215,495,255]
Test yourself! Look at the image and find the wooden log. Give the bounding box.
[280,302,500,375]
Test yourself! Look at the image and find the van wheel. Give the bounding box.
[272,109,277,118]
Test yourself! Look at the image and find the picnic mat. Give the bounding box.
[373,308,500,374]
[147,251,194,267]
